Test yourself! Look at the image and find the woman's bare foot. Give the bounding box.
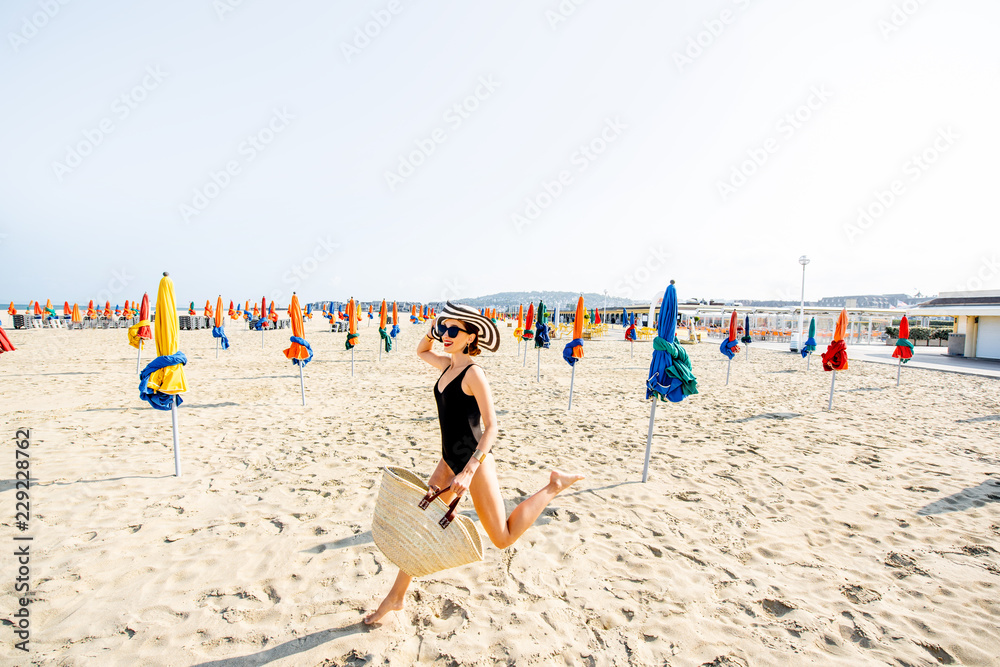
[363,596,404,625]
[549,470,585,493]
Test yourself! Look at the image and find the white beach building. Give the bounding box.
[910,290,1000,360]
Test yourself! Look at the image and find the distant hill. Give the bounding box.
[441,291,638,312]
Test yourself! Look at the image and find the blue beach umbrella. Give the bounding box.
[534,300,550,382]
[642,281,698,482]
[802,317,817,365]
[740,314,752,360]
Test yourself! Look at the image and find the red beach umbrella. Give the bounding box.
[822,309,849,409]
[892,315,914,386]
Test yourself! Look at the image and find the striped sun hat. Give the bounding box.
[430,301,500,352]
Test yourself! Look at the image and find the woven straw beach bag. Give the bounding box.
[372,467,485,577]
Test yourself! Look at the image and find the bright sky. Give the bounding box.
[1,0,997,308]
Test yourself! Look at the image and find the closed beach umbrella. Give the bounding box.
[204,300,212,318]
[129,293,153,373]
[378,299,391,357]
[283,293,313,405]
[252,303,260,319]
[534,300,550,381]
[719,310,741,385]
[114,304,121,317]
[390,301,400,340]
[822,309,849,410]
[122,299,130,318]
[45,298,57,319]
[7,302,15,316]
[801,317,817,367]
[138,272,188,476]
[521,303,535,367]
[563,296,585,409]
[229,300,236,320]
[86,300,94,318]
[643,280,698,481]
[103,301,111,318]
[63,301,70,317]
[515,304,524,355]
[269,301,278,323]
[346,298,358,376]
[740,314,752,360]
[410,304,418,323]
[71,303,82,323]
[892,315,914,386]
[188,301,196,316]
[0,324,15,355]
[258,296,268,347]
[212,295,229,356]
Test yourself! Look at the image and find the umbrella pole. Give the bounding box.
[536,347,541,382]
[136,339,142,374]
[568,365,576,410]
[299,364,305,405]
[351,347,355,377]
[215,337,219,359]
[517,340,520,358]
[170,399,181,477]
[261,327,264,349]
[896,359,901,387]
[806,353,810,371]
[379,344,381,363]
[642,398,657,483]
[630,340,633,359]
[522,340,528,367]
[827,370,836,410]
[726,358,731,385]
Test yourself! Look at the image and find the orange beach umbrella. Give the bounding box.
[214,296,224,328]
[822,309,849,409]
[284,295,311,361]
[71,303,82,323]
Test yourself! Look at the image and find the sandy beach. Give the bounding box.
[2,319,999,666]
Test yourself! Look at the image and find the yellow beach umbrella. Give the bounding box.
[139,272,187,476]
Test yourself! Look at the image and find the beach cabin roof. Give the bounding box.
[910,290,1000,316]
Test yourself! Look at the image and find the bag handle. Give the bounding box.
[417,485,463,530]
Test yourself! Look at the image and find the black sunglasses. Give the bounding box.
[436,322,468,338]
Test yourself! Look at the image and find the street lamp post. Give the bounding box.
[797,255,810,352]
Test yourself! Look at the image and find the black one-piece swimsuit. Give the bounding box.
[434,364,483,474]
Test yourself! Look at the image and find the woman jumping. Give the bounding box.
[365,301,584,625]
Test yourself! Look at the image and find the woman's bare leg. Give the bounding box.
[363,459,456,625]
[363,569,410,625]
[468,455,584,550]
